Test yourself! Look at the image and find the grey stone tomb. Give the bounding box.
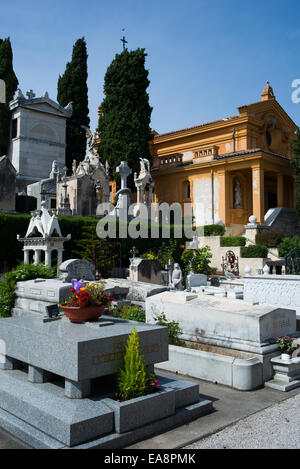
[0,315,212,448]
[186,272,207,292]
[129,258,162,285]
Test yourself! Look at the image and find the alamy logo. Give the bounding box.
[291,79,300,103]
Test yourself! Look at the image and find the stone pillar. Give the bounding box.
[24,249,30,264]
[218,169,230,226]
[277,174,284,207]
[45,250,51,267]
[34,249,41,265]
[252,164,265,224]
[0,356,21,371]
[65,378,91,399]
[28,365,50,383]
[57,250,63,266]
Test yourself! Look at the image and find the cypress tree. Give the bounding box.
[57,38,89,171]
[291,128,300,219]
[98,48,153,186]
[0,38,18,155]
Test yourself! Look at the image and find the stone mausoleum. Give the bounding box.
[8,89,72,192]
[150,83,297,232]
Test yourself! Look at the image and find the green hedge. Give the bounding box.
[278,236,300,258]
[241,244,268,258]
[0,213,30,270]
[0,213,189,271]
[255,231,284,248]
[203,224,225,237]
[221,236,246,247]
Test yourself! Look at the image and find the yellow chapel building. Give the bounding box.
[150,83,297,232]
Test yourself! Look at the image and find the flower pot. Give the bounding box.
[60,304,106,323]
[281,353,291,361]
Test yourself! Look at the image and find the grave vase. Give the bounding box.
[281,353,291,361]
[60,304,106,323]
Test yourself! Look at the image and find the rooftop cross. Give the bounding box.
[26,90,36,100]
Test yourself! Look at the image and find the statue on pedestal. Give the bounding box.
[171,263,183,291]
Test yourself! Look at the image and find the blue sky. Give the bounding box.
[2,0,300,134]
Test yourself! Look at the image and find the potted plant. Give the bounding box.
[276,336,298,361]
[60,279,114,323]
[103,326,174,433]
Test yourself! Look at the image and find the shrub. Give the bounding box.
[154,312,182,345]
[278,236,300,258]
[117,326,155,401]
[255,231,284,248]
[202,224,225,237]
[181,246,213,276]
[221,236,246,247]
[241,244,268,258]
[113,304,146,323]
[0,263,56,317]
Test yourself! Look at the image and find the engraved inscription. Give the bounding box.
[92,343,160,365]
[29,289,41,296]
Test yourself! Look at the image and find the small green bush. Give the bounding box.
[113,304,146,323]
[202,224,225,237]
[241,244,268,258]
[181,246,213,276]
[117,326,155,401]
[0,263,56,317]
[255,231,284,248]
[221,236,246,247]
[154,312,182,345]
[278,236,300,258]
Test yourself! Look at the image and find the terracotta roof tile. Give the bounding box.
[154,115,240,139]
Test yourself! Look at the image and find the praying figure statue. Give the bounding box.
[234,180,242,208]
[171,263,183,291]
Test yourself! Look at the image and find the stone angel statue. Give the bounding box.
[139,157,150,174]
[81,125,99,154]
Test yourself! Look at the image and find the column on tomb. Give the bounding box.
[45,250,51,267]
[24,249,30,264]
[34,249,41,265]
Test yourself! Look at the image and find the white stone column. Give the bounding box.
[45,250,51,267]
[57,250,63,266]
[34,249,41,265]
[24,249,30,264]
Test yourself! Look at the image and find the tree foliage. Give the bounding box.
[57,37,89,171]
[98,48,153,186]
[0,38,18,155]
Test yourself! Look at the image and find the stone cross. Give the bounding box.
[165,259,174,287]
[26,90,36,100]
[120,33,128,50]
[116,161,132,189]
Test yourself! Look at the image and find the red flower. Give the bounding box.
[69,288,75,292]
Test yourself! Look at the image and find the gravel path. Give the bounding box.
[185,393,300,449]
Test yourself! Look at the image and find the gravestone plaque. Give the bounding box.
[59,259,95,283]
